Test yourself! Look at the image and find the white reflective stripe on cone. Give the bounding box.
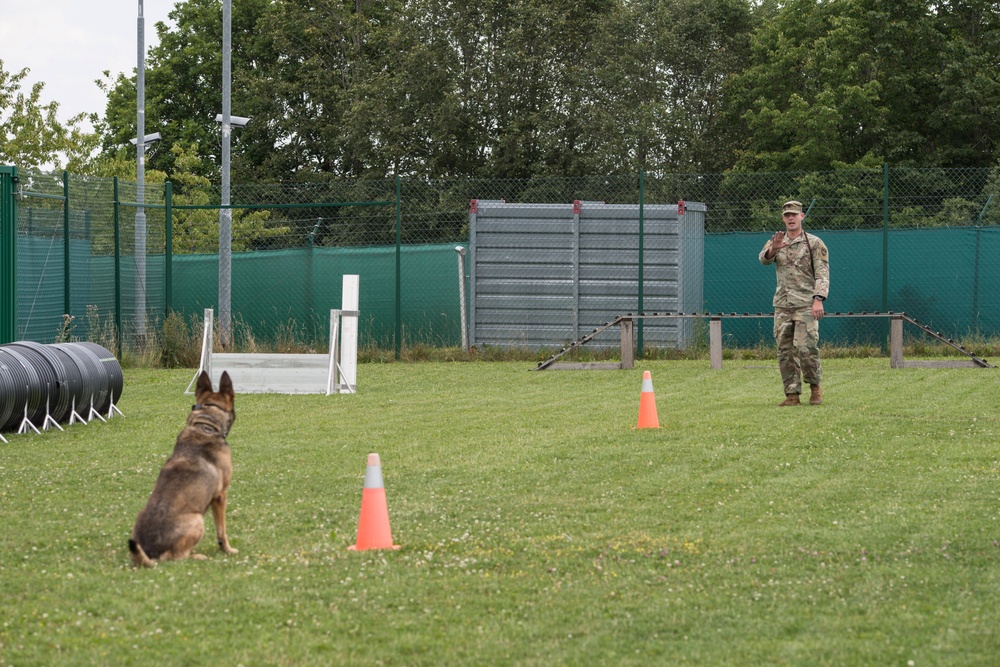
[363,453,384,488]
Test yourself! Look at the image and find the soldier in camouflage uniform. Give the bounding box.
[759,200,830,406]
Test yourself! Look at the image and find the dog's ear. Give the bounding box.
[219,371,234,401]
[196,370,213,398]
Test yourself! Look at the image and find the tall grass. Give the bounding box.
[2,360,998,665]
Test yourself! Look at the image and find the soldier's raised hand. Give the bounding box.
[765,231,787,259]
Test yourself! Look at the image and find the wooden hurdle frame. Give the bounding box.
[536,312,994,371]
[186,275,362,394]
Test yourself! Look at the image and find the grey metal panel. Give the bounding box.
[476,274,575,284]
[577,237,674,253]
[579,219,679,231]
[579,203,678,219]
[474,234,574,250]
[475,219,575,233]
[477,203,571,218]
[476,264,575,279]
[580,235,680,250]
[580,264,679,281]
[469,200,705,349]
[475,327,573,343]
[476,310,575,325]
[581,250,679,265]
[476,303,573,313]
[476,283,574,297]
[579,282,656,298]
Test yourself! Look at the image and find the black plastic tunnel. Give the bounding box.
[0,342,123,432]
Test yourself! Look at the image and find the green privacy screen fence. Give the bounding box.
[169,244,466,349]
[1,166,998,355]
[709,226,1000,347]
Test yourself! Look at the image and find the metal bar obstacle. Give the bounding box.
[534,312,994,371]
[186,275,361,395]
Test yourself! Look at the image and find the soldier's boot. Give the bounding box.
[778,394,801,407]
[809,385,822,405]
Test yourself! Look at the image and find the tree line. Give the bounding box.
[3,0,999,183]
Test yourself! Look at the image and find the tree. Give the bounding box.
[727,0,1000,171]
[0,59,95,171]
[578,0,754,174]
[95,0,757,181]
[928,0,1000,167]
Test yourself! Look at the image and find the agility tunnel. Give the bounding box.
[0,341,123,434]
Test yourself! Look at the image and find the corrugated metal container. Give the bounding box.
[469,199,705,349]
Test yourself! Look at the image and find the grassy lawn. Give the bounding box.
[1,359,999,666]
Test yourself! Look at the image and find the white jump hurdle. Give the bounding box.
[186,275,360,395]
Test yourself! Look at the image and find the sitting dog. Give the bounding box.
[129,371,239,567]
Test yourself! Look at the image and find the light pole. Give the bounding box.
[218,0,233,347]
[215,109,248,349]
[136,0,148,341]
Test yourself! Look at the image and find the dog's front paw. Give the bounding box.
[224,546,239,555]
[191,553,209,560]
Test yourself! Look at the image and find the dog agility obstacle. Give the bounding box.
[534,312,994,371]
[0,341,124,440]
[187,275,360,394]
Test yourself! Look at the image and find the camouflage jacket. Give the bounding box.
[759,232,830,309]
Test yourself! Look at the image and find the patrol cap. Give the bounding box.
[782,200,803,214]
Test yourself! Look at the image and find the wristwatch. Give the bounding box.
[813,296,825,302]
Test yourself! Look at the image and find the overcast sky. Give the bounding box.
[2,1,177,130]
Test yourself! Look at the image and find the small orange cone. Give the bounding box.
[636,371,660,429]
[348,453,400,551]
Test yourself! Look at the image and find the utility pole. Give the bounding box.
[219,0,233,347]
[135,0,148,340]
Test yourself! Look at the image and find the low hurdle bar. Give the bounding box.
[535,312,993,371]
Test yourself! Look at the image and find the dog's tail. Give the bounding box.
[128,538,157,568]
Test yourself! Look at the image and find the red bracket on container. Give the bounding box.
[678,200,686,215]
[470,199,478,214]
[573,200,582,214]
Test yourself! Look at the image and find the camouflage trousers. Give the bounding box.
[773,307,822,396]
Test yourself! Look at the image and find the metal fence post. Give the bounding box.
[0,166,18,344]
[972,194,992,333]
[63,171,71,318]
[637,169,645,359]
[165,180,173,315]
[572,200,581,342]
[305,217,316,324]
[394,174,402,360]
[456,245,468,350]
[882,163,890,351]
[113,177,123,358]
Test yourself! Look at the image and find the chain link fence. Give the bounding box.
[2,166,997,359]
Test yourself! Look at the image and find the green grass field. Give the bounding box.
[1,360,998,666]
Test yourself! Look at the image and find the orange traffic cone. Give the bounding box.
[348,453,400,551]
[636,371,660,429]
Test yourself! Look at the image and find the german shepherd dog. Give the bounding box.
[128,371,238,567]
